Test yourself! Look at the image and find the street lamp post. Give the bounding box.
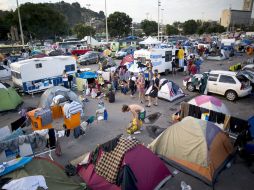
[158,0,161,40]
[105,0,109,43]
[16,0,25,48]
[161,8,164,41]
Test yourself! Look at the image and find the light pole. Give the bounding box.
[105,0,109,43]
[161,8,164,41]
[16,0,24,48]
[158,0,161,40]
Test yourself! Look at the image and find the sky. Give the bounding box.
[0,0,248,24]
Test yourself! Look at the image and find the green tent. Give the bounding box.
[0,83,22,112]
[4,157,85,190]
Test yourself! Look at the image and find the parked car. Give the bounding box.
[241,66,254,91]
[115,46,136,59]
[183,70,252,101]
[77,51,101,65]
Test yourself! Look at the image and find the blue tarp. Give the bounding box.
[78,71,97,79]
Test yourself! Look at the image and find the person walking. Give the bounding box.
[146,72,160,107]
[136,72,146,103]
[129,72,136,97]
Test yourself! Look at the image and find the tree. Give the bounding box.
[72,23,96,39]
[11,3,68,41]
[166,24,179,35]
[182,20,198,35]
[140,19,158,36]
[107,12,132,37]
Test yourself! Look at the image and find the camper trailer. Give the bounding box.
[129,48,175,74]
[10,56,77,94]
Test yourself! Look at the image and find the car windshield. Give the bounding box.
[121,49,127,52]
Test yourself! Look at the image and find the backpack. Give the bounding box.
[108,91,115,103]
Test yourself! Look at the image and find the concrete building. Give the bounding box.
[220,0,253,28]
[243,0,254,11]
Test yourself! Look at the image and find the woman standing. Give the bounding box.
[147,72,160,107]
[62,70,68,88]
[136,72,145,103]
[129,72,136,98]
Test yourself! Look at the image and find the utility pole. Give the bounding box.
[146,12,149,20]
[105,0,109,43]
[158,0,161,40]
[16,0,25,48]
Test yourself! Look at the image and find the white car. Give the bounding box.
[183,70,252,101]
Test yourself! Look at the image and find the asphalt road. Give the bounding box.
[1,54,254,190]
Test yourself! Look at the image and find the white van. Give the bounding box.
[10,56,77,94]
[129,48,175,74]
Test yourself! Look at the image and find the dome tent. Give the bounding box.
[148,116,234,186]
[145,79,185,102]
[0,82,23,112]
[78,136,172,190]
[38,86,82,108]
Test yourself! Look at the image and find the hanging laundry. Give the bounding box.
[34,108,52,126]
[11,117,26,131]
[63,101,83,118]
[48,129,56,148]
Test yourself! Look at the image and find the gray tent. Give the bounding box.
[38,86,82,108]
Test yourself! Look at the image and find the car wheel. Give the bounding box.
[164,69,170,75]
[225,90,237,101]
[85,61,89,65]
[187,83,195,92]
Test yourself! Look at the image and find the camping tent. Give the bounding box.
[148,116,234,185]
[0,83,23,112]
[38,86,82,108]
[78,137,171,190]
[120,54,134,66]
[146,79,185,102]
[139,36,161,45]
[4,157,84,190]
[188,95,230,114]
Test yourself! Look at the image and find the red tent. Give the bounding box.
[120,54,134,66]
[78,144,171,190]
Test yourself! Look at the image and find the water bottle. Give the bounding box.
[181,181,192,190]
[104,109,108,121]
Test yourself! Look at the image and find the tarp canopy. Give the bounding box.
[4,157,84,190]
[0,83,23,112]
[148,116,234,185]
[78,71,97,79]
[38,86,82,108]
[81,36,100,47]
[188,95,230,114]
[146,79,185,102]
[139,36,161,45]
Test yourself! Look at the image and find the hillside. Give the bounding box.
[45,1,105,27]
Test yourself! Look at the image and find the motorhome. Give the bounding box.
[10,56,77,94]
[129,48,176,74]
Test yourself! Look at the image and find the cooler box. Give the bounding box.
[27,109,53,131]
[63,112,81,129]
[51,105,63,119]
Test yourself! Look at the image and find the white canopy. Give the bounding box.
[139,36,161,45]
